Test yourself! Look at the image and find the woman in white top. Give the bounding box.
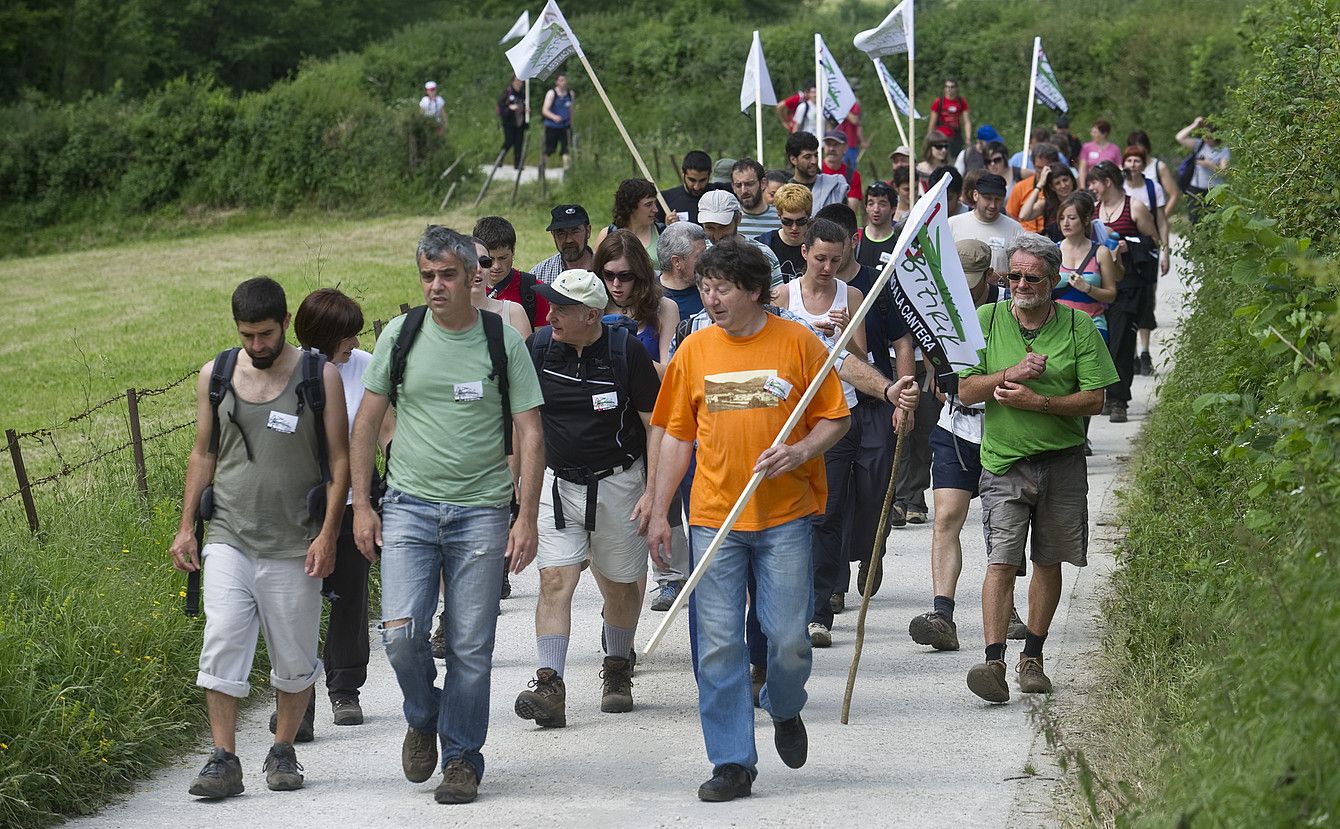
[471,239,532,337]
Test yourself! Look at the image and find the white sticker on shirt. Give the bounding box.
[677,211,691,223]
[763,376,793,400]
[592,391,619,412]
[453,381,484,402]
[267,410,299,434]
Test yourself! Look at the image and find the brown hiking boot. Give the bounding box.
[600,656,634,713]
[1007,608,1029,640]
[515,668,567,727]
[750,664,766,709]
[1017,655,1054,694]
[402,726,438,783]
[967,660,1010,703]
[430,613,447,660]
[434,758,479,804]
[908,611,960,651]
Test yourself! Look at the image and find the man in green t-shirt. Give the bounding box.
[350,225,545,805]
[957,233,1118,704]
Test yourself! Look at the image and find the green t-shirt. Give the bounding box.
[959,301,1119,475]
[364,310,544,506]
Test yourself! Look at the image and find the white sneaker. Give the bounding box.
[807,622,832,648]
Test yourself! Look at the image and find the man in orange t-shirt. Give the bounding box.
[645,239,849,803]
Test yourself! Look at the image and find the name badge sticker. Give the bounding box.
[453,381,484,402]
[266,411,299,434]
[592,391,619,412]
[763,376,793,400]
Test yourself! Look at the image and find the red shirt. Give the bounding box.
[837,102,862,147]
[487,269,549,329]
[821,162,862,202]
[931,96,969,137]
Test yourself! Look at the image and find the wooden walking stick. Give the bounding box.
[473,148,508,208]
[842,424,909,724]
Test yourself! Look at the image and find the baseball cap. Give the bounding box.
[956,239,991,288]
[534,269,609,309]
[711,158,736,184]
[425,81,437,90]
[546,204,590,231]
[974,173,1008,197]
[823,130,847,145]
[889,145,911,159]
[697,190,742,225]
[976,124,1001,142]
[1055,113,1070,128]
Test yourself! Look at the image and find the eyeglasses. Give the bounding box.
[986,156,1006,164]
[477,255,494,269]
[779,216,810,228]
[1005,271,1048,284]
[601,269,636,283]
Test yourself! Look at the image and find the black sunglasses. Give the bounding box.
[987,156,1006,164]
[477,255,494,269]
[602,269,636,283]
[1006,271,1048,284]
[780,216,810,228]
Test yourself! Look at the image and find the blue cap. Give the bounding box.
[976,124,1001,142]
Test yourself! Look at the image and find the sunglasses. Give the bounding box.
[1006,271,1048,284]
[477,255,494,269]
[986,156,1006,164]
[931,144,948,150]
[602,269,636,283]
[779,216,810,228]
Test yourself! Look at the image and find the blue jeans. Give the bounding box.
[378,487,509,781]
[689,516,814,774]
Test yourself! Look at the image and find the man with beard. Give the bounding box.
[958,233,1118,703]
[172,277,350,798]
[731,158,781,238]
[786,131,848,215]
[948,172,1022,276]
[659,151,713,224]
[531,204,595,285]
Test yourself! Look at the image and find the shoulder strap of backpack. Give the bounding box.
[481,309,513,456]
[296,349,330,484]
[389,305,429,407]
[206,348,240,455]
[519,271,538,327]
[1077,241,1100,276]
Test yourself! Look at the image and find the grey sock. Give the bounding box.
[537,635,569,676]
[603,622,637,661]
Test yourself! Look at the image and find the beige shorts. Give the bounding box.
[537,460,649,584]
[979,446,1089,577]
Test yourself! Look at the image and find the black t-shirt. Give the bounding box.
[848,264,911,398]
[855,227,901,272]
[528,326,661,470]
[657,182,729,224]
[758,230,806,284]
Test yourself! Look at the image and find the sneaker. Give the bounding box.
[908,611,960,651]
[1007,608,1029,640]
[402,726,438,783]
[750,664,766,709]
[1017,655,1054,694]
[434,758,478,804]
[697,763,753,802]
[600,656,634,713]
[262,742,304,791]
[889,504,908,528]
[967,660,1010,703]
[430,613,447,660]
[829,592,845,614]
[905,509,928,525]
[515,668,567,728]
[857,553,883,597]
[188,747,243,798]
[1109,404,1128,424]
[268,699,315,743]
[807,622,832,648]
[773,714,807,769]
[651,581,683,612]
[331,698,363,726]
[500,573,512,600]
[1140,352,1154,376]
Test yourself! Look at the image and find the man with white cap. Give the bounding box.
[697,190,784,288]
[889,145,912,179]
[419,81,446,131]
[513,269,662,727]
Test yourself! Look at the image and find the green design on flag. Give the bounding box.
[916,224,967,342]
[1034,38,1069,113]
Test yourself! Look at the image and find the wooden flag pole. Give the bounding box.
[872,58,911,150]
[571,49,673,216]
[1023,36,1040,179]
[815,33,824,140]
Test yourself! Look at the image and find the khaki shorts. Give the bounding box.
[979,446,1089,577]
[537,460,649,584]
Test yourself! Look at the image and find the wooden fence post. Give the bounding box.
[126,388,149,499]
[373,319,385,339]
[653,146,662,180]
[399,303,411,315]
[5,429,39,534]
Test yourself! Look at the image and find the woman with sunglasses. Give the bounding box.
[1018,162,1078,242]
[595,178,667,265]
[981,141,1015,195]
[916,135,952,193]
[595,229,678,375]
[471,238,533,337]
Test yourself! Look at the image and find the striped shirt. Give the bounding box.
[737,205,781,238]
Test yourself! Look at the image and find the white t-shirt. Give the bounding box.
[948,211,1023,275]
[786,281,857,408]
[935,395,984,443]
[419,95,445,122]
[1192,143,1229,190]
[338,348,373,505]
[1125,176,1166,211]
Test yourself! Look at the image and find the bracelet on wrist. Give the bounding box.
[883,381,897,403]
[1043,396,1052,413]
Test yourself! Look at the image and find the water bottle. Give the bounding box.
[1102,230,1121,252]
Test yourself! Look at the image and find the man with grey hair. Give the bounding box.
[956,232,1118,704]
[350,224,546,803]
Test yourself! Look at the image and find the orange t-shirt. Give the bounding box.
[1006,175,1044,232]
[651,316,850,531]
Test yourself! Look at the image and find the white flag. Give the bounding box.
[853,0,914,61]
[889,175,986,375]
[815,34,857,124]
[1033,37,1069,113]
[498,10,530,45]
[874,58,921,119]
[740,30,778,113]
[506,1,581,81]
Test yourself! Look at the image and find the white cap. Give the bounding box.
[425,81,438,90]
[697,190,742,226]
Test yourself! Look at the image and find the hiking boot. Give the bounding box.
[268,696,315,743]
[402,726,438,783]
[262,742,304,791]
[430,613,447,660]
[650,581,683,612]
[1101,400,1113,417]
[600,656,634,713]
[515,668,567,727]
[750,664,766,709]
[599,624,638,675]
[501,573,512,600]
[434,758,479,804]
[1140,352,1155,376]
[967,660,1010,703]
[1007,608,1029,640]
[188,747,243,798]
[773,714,808,769]
[698,763,752,802]
[829,592,845,614]
[808,622,832,648]
[1017,655,1054,694]
[905,509,928,525]
[1084,439,1094,457]
[889,504,908,528]
[1109,404,1128,424]
[331,698,363,726]
[857,553,883,597]
[909,611,960,651]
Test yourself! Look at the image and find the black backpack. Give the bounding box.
[1176,140,1203,191]
[527,322,632,402]
[388,305,513,455]
[206,347,329,481]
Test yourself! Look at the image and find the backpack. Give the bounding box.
[529,321,632,403]
[1176,140,1203,191]
[517,271,539,327]
[388,305,513,455]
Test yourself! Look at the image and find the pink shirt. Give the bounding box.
[1081,141,1122,170]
